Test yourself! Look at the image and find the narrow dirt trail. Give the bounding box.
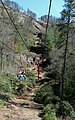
[0,106,41,120]
[0,87,42,120]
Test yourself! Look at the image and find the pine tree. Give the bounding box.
[58,0,75,116]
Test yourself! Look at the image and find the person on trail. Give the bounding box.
[23,73,26,80]
[21,70,26,80]
[17,70,22,80]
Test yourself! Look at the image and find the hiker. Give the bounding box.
[17,70,22,80]
[23,74,26,80]
[21,70,26,80]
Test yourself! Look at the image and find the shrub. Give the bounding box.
[15,82,27,96]
[43,113,57,120]
[34,84,53,104]
[0,93,10,101]
[43,104,57,120]
[56,101,75,120]
[26,70,37,87]
[0,100,4,108]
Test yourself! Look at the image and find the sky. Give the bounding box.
[12,0,64,18]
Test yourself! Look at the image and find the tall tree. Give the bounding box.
[59,0,75,104]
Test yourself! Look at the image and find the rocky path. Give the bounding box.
[0,87,43,120]
[0,106,41,120]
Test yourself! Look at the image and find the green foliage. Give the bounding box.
[43,113,57,120]
[57,0,75,49]
[0,73,11,93]
[25,29,35,49]
[41,32,54,58]
[41,26,59,60]
[0,68,37,97]
[0,72,25,96]
[6,73,27,96]
[15,82,27,96]
[26,70,37,87]
[0,100,5,108]
[64,78,75,102]
[62,101,75,117]
[44,104,54,113]
[53,26,60,48]
[63,58,75,108]
[43,104,57,120]
[0,93,10,101]
[34,84,53,104]
[41,100,75,120]
[46,67,60,81]
[18,36,23,54]
[0,82,11,92]
[57,101,75,120]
